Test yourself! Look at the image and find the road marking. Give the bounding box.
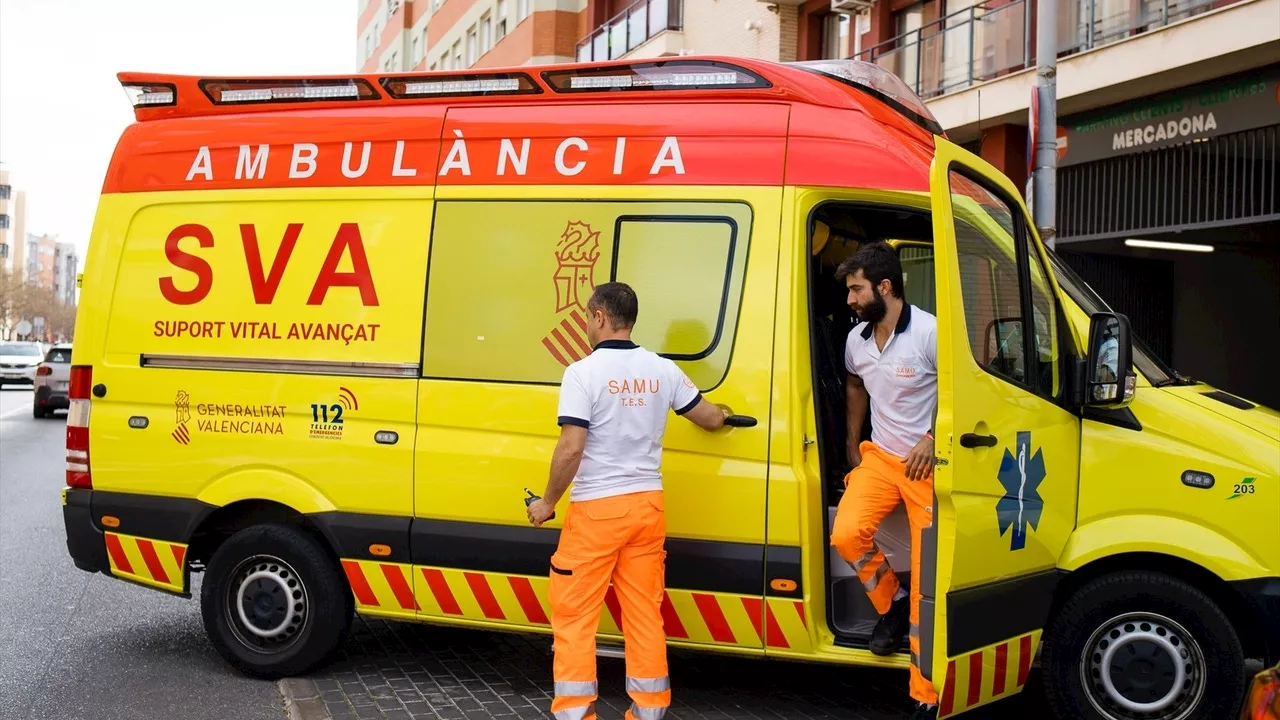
[0,398,35,420]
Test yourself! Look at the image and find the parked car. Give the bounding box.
[33,343,73,418]
[0,341,44,388]
[1243,661,1280,719]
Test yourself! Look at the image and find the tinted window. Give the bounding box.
[45,348,72,363]
[0,343,41,357]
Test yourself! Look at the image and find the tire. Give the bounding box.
[1041,570,1245,720]
[32,405,46,419]
[201,523,353,679]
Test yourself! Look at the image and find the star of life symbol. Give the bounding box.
[995,430,1045,551]
[542,221,600,367]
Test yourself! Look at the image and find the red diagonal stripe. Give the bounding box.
[741,597,765,644]
[967,651,983,707]
[509,576,548,624]
[940,659,957,717]
[570,310,588,332]
[604,585,624,632]
[551,328,583,361]
[661,593,687,639]
[1018,635,1033,687]
[542,337,570,367]
[693,594,735,644]
[342,560,379,607]
[171,544,186,569]
[993,642,1009,696]
[764,604,790,649]
[136,539,170,585]
[422,568,462,615]
[560,318,591,355]
[104,534,133,574]
[795,600,806,628]
[381,564,420,611]
[465,573,505,620]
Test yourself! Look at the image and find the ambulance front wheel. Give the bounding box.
[1041,569,1246,720]
[201,523,353,679]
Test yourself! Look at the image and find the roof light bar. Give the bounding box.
[787,59,944,136]
[380,72,540,99]
[122,82,177,108]
[542,60,770,94]
[198,78,380,105]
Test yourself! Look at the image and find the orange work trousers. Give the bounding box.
[830,440,938,706]
[548,490,669,720]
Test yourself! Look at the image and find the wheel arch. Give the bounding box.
[1050,551,1266,662]
[186,499,341,575]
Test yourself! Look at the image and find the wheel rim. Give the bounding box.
[1079,612,1206,720]
[224,554,309,654]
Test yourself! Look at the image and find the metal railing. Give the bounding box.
[576,0,684,63]
[855,0,1237,100]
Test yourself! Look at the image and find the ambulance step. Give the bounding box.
[596,644,626,659]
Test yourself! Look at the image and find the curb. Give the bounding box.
[279,678,332,720]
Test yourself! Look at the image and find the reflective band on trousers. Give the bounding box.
[554,702,596,720]
[863,562,890,592]
[629,704,667,720]
[909,624,919,640]
[626,677,671,693]
[850,544,879,573]
[555,681,599,697]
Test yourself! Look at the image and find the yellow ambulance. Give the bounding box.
[62,57,1279,719]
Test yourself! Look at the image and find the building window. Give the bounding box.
[480,13,493,54]
[516,0,531,22]
[429,61,438,71]
[412,35,423,66]
[466,25,478,66]
[0,243,8,258]
[0,184,10,200]
[0,214,9,230]
[496,0,509,39]
[821,13,851,59]
[422,200,752,390]
[453,39,462,68]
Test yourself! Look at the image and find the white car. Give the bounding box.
[33,343,73,418]
[0,341,44,388]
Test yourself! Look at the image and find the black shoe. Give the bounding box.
[909,702,938,719]
[869,594,910,656]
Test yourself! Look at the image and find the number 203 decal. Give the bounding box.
[1227,477,1256,500]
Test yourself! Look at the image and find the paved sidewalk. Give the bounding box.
[281,617,1042,720]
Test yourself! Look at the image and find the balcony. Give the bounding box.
[854,0,1241,100]
[576,0,685,63]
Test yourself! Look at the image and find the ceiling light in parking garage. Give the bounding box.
[1124,239,1215,253]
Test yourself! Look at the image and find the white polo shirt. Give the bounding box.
[556,339,702,502]
[844,304,938,459]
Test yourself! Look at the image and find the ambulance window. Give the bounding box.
[421,200,750,390]
[612,213,748,391]
[949,170,1061,398]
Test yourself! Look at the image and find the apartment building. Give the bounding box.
[54,241,78,306]
[0,167,29,279]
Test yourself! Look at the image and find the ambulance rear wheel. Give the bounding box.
[201,523,352,679]
[1041,570,1245,720]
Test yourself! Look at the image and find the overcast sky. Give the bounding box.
[0,0,355,260]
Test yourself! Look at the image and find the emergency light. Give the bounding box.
[380,72,541,99]
[198,78,381,105]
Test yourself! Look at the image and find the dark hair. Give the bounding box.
[835,242,904,299]
[587,282,639,329]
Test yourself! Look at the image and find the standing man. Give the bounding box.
[829,242,940,719]
[526,282,729,720]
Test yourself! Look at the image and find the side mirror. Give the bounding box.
[1085,312,1137,408]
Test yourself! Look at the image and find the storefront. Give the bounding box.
[1054,64,1280,409]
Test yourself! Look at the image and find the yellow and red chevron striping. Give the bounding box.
[104,531,188,594]
[342,561,810,651]
[938,630,1041,717]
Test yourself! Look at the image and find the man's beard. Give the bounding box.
[855,287,887,325]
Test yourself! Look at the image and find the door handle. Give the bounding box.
[960,432,998,448]
[725,415,757,428]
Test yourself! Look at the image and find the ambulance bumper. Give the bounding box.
[62,488,109,574]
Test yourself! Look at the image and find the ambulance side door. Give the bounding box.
[923,138,1082,716]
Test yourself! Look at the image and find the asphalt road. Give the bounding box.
[0,386,284,720]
